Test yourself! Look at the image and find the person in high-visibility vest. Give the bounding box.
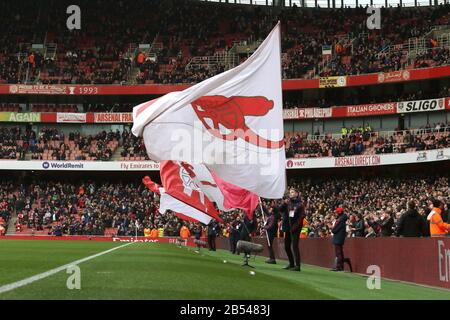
[300,218,309,238]
[150,227,159,238]
[341,127,347,137]
[180,224,191,239]
[158,227,164,237]
[427,199,450,237]
[144,227,151,237]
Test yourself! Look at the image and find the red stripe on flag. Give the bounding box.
[136,98,159,118]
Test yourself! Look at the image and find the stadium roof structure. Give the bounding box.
[202,0,447,8]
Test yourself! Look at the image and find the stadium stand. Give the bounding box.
[2,1,450,85]
[5,172,448,240]
[285,125,450,158]
[0,125,448,160]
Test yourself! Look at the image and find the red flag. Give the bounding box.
[160,160,223,223]
[142,176,161,194]
[211,172,259,220]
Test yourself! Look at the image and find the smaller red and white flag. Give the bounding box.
[159,161,223,223]
[142,176,208,224]
[177,162,259,219]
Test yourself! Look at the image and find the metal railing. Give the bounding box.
[302,126,450,141]
[185,51,238,71]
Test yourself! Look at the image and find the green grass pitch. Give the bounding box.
[0,239,448,300]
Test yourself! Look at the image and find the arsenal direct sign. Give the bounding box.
[397,98,445,114]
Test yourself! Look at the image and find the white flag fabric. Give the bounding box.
[132,23,286,199]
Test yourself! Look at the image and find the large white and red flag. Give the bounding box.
[132,23,286,199]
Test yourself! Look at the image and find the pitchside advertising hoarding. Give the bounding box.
[0,148,448,171]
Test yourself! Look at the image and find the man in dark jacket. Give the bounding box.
[331,207,348,272]
[396,201,426,237]
[263,204,279,264]
[379,210,394,237]
[280,188,305,272]
[207,220,218,251]
[352,213,365,237]
[240,212,256,242]
[193,223,203,251]
[229,214,242,254]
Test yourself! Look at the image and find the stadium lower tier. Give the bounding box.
[1,169,448,240]
[0,125,448,160]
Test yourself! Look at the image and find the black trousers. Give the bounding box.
[267,234,276,261]
[284,230,301,267]
[208,235,216,251]
[334,244,344,270]
[230,235,238,254]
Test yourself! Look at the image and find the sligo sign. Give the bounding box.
[397,98,445,113]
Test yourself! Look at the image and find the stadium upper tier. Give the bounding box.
[0,125,448,160]
[1,1,450,85]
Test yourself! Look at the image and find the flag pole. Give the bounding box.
[258,198,271,247]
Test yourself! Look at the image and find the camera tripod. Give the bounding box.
[241,252,255,268]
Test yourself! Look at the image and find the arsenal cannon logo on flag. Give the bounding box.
[132,23,286,199]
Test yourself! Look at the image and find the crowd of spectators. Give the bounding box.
[0,181,15,235]
[0,124,448,161]
[2,1,450,85]
[4,171,448,241]
[10,179,199,237]
[29,128,119,161]
[0,127,32,160]
[121,129,150,160]
[286,123,450,158]
[283,174,449,238]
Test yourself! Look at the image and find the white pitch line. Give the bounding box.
[0,242,133,295]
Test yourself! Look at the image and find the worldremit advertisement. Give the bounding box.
[397,98,445,113]
[0,160,161,171]
[319,76,347,88]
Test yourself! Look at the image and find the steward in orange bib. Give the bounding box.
[150,227,159,238]
[180,224,191,239]
[427,200,450,237]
